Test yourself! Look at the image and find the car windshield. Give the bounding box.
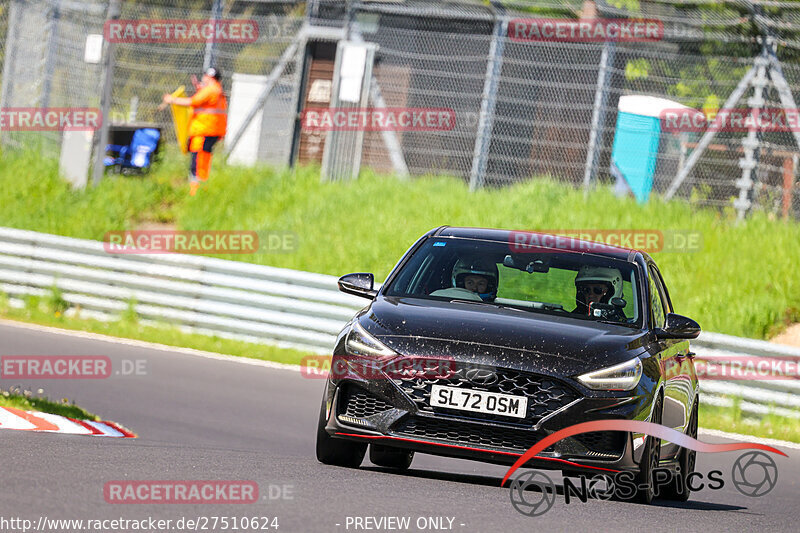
[384,237,643,327]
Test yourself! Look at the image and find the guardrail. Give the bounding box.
[0,227,797,418]
[0,227,366,354]
[693,334,800,419]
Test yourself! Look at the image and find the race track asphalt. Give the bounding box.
[1,321,797,533]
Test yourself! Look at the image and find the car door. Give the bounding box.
[648,262,694,458]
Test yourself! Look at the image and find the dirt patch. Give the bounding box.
[770,323,800,347]
[134,221,176,232]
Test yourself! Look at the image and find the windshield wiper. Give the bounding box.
[593,319,637,328]
[448,299,520,311]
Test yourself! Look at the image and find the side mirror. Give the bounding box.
[338,273,378,299]
[655,313,701,339]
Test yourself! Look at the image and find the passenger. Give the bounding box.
[573,266,623,316]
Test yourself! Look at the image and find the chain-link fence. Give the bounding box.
[2,0,800,218]
[0,0,107,154]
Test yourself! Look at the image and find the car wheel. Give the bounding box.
[662,400,698,501]
[634,395,663,504]
[315,398,367,468]
[369,444,414,470]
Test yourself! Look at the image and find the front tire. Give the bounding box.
[315,398,366,468]
[369,444,414,470]
[634,396,663,504]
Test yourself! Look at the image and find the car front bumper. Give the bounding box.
[321,358,655,474]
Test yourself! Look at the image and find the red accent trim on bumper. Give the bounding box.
[334,431,620,473]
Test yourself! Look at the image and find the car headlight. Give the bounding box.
[345,322,396,359]
[577,358,642,391]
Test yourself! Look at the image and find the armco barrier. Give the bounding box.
[0,227,365,354]
[0,227,797,418]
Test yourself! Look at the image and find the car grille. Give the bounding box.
[393,417,624,459]
[340,385,394,419]
[392,416,553,453]
[392,363,579,425]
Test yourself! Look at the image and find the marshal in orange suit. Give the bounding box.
[162,67,228,196]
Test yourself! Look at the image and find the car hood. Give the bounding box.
[359,296,649,376]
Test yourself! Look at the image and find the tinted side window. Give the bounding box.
[648,267,665,328]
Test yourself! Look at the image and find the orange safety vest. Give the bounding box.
[188,78,227,138]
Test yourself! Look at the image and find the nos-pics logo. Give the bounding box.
[502,420,784,516]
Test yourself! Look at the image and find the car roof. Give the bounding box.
[433,226,644,262]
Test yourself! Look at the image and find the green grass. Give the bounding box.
[179,162,800,340]
[2,147,800,341]
[0,387,100,421]
[699,401,800,443]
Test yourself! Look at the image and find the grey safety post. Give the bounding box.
[321,41,377,182]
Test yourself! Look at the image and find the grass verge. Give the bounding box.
[699,401,800,443]
[2,148,800,339]
[0,387,99,421]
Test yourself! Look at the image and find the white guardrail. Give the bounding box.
[0,227,798,418]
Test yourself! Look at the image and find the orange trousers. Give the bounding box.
[188,136,221,182]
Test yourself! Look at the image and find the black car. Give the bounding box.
[316,227,700,504]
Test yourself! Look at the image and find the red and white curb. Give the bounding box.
[0,406,135,438]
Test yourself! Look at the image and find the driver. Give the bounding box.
[573,266,623,316]
[452,257,498,302]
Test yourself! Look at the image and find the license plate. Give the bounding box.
[429,385,528,418]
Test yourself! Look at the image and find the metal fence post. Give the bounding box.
[469,9,506,192]
[91,0,121,187]
[582,40,615,194]
[203,0,223,71]
[350,21,409,179]
[40,0,62,109]
[0,0,22,145]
